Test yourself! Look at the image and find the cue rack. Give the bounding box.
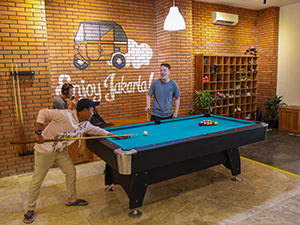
[10,63,35,156]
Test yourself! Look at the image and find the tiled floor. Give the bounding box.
[240,129,300,176]
[1,129,300,225]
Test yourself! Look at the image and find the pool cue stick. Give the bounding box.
[11,63,23,154]
[146,90,149,121]
[15,64,27,154]
[10,134,138,145]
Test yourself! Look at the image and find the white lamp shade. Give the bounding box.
[163,6,186,31]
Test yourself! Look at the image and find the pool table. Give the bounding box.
[87,114,267,211]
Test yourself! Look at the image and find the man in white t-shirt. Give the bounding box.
[24,98,128,224]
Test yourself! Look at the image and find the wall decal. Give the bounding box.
[126,39,152,68]
[107,39,153,69]
[61,21,155,102]
[73,21,128,70]
[55,72,154,102]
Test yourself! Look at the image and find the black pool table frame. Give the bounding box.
[87,121,267,211]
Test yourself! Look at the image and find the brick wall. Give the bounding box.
[155,0,194,115]
[192,1,279,115]
[0,0,52,177]
[45,0,161,120]
[192,2,258,55]
[257,7,279,115]
[0,0,279,177]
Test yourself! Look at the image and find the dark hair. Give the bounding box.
[161,63,171,70]
[61,83,74,95]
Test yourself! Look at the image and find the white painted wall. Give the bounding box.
[277,1,300,105]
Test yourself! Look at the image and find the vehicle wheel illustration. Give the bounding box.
[112,54,126,69]
[73,55,89,70]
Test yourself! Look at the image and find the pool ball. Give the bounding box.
[199,121,204,126]
[213,121,218,125]
[143,131,148,136]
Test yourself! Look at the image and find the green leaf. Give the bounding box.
[193,89,215,114]
[264,95,287,121]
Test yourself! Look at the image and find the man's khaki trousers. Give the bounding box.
[27,150,77,210]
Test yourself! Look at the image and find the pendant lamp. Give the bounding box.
[163,0,186,31]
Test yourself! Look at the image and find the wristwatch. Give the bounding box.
[35,130,42,136]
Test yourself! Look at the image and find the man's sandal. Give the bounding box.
[24,211,35,224]
[65,199,88,206]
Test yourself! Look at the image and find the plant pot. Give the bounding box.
[267,120,278,128]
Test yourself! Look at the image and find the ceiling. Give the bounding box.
[195,0,300,10]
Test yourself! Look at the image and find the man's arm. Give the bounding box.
[145,94,151,112]
[173,97,180,118]
[85,123,129,139]
[35,109,60,142]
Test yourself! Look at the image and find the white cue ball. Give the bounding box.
[143,131,148,136]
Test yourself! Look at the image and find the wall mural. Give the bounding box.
[55,72,154,102]
[73,21,129,70]
[55,21,154,102]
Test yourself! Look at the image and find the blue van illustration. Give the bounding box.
[73,21,128,70]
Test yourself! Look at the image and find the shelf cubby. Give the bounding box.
[195,54,258,120]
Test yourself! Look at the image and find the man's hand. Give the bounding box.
[68,97,77,110]
[108,133,130,139]
[117,134,131,139]
[36,135,45,144]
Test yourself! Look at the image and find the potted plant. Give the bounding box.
[193,90,215,116]
[264,95,287,128]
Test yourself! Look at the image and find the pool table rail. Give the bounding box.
[88,121,267,176]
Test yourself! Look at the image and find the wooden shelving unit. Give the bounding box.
[195,54,258,120]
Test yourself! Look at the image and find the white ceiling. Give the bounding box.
[195,0,300,10]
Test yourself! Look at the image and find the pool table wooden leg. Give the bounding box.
[104,163,114,186]
[224,148,241,176]
[128,171,149,209]
[104,163,149,210]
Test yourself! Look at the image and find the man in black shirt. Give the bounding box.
[53,83,74,109]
